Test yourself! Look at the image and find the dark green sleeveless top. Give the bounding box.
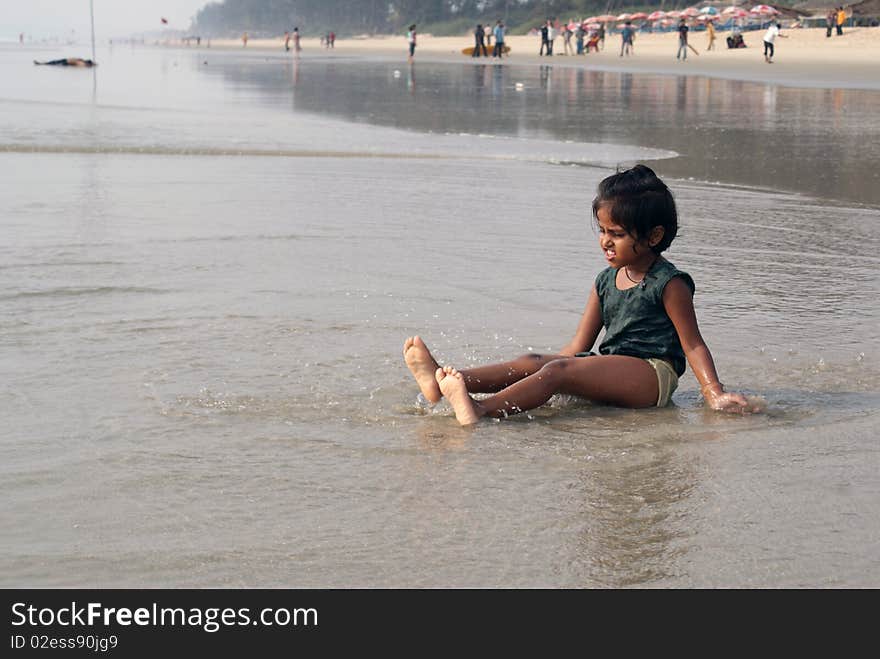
[594,258,694,376]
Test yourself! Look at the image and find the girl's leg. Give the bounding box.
[438,355,659,425]
[458,353,566,393]
[404,335,564,400]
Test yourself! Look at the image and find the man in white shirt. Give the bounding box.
[763,22,787,63]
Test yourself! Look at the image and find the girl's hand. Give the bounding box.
[705,390,762,414]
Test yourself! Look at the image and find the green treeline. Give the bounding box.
[192,1,705,37]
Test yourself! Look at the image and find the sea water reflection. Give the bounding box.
[197,53,880,206]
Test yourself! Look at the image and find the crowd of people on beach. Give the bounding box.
[530,19,606,56]
[470,20,508,58]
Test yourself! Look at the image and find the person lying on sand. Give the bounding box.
[34,58,96,67]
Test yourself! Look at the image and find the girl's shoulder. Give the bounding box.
[652,258,695,295]
[594,266,617,293]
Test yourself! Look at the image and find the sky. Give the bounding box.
[1,0,211,40]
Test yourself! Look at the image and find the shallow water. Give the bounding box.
[1,45,878,587]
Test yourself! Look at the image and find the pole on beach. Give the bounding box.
[89,0,96,62]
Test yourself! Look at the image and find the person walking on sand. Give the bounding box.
[676,19,689,60]
[620,20,635,57]
[563,24,573,55]
[826,8,836,37]
[763,22,786,63]
[575,23,585,55]
[284,31,290,52]
[493,20,506,59]
[402,165,758,426]
[836,7,846,36]
[706,19,716,51]
[473,24,488,57]
[292,27,301,56]
[407,24,417,62]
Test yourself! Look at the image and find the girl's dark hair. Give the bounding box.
[591,164,678,254]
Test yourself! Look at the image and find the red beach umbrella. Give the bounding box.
[647,11,666,20]
[630,12,649,20]
[750,4,779,14]
[680,7,701,17]
[616,13,632,21]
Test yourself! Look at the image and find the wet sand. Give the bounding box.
[205,27,880,90]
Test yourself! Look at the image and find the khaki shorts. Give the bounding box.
[645,358,678,407]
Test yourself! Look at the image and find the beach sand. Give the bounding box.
[204,27,880,90]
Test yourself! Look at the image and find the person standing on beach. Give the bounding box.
[539,21,550,55]
[473,24,487,57]
[407,24,417,63]
[292,27,301,56]
[242,32,248,47]
[284,31,290,52]
[836,7,846,35]
[706,19,716,51]
[598,23,606,50]
[826,8,836,37]
[563,24,574,55]
[676,19,689,60]
[329,31,335,48]
[763,22,786,63]
[548,21,557,55]
[493,20,506,58]
[575,23,585,55]
[620,20,635,57]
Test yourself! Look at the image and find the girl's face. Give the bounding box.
[596,205,656,268]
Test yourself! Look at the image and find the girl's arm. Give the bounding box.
[559,286,603,356]
[662,277,754,413]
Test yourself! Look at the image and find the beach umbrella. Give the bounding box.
[647,11,666,20]
[616,13,632,21]
[722,6,741,14]
[750,5,779,15]
[699,6,719,15]
[680,8,701,17]
[630,12,649,20]
[595,15,618,22]
[730,8,750,18]
[666,11,682,18]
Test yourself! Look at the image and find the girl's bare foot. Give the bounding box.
[436,366,482,426]
[403,336,442,403]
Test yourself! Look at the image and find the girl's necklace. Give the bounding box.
[624,257,658,288]
[623,267,643,284]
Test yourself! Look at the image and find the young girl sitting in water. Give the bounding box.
[404,164,756,425]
